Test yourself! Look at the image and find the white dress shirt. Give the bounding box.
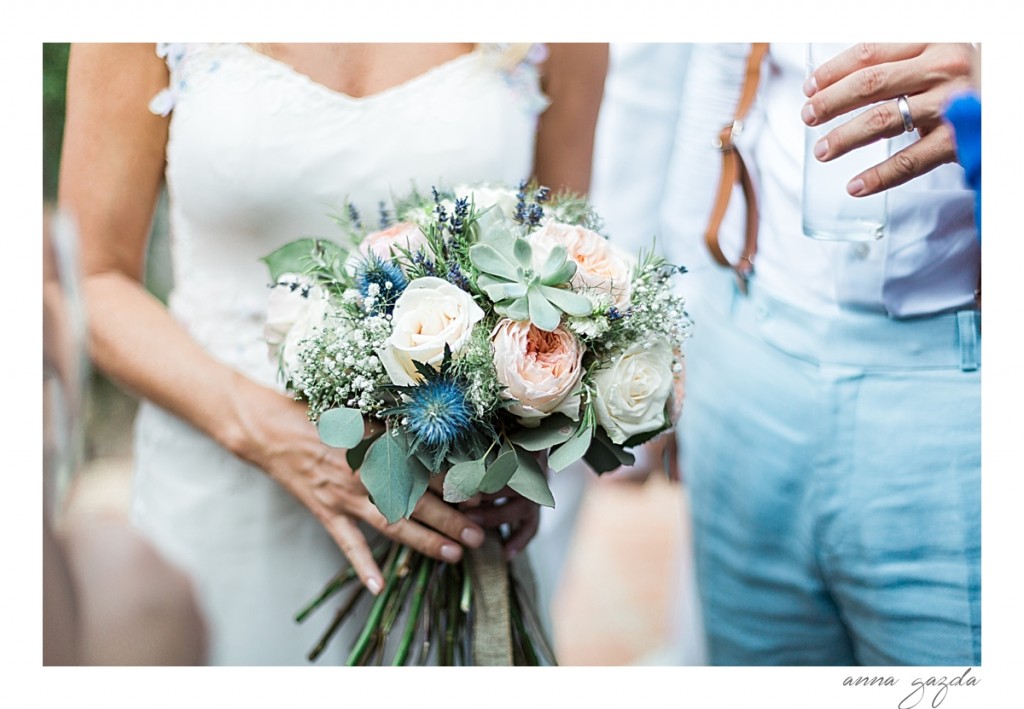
[595,43,981,318]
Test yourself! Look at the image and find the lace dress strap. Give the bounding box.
[478,43,550,115]
[149,43,214,116]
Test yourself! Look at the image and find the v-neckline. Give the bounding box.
[235,43,482,105]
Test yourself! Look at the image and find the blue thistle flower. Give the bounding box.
[355,252,407,314]
[403,378,474,450]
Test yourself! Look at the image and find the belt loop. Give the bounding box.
[957,311,980,372]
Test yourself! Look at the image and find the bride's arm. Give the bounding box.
[534,43,609,194]
[59,43,485,594]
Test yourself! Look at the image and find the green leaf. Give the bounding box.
[539,285,593,317]
[345,428,383,471]
[405,455,432,518]
[442,458,487,503]
[585,427,637,474]
[318,407,365,450]
[508,448,555,507]
[548,420,594,472]
[509,413,576,451]
[469,243,519,281]
[527,287,561,332]
[359,431,415,524]
[480,447,519,494]
[261,239,319,282]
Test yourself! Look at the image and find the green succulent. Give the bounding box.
[469,236,593,331]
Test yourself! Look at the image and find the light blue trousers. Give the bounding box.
[680,270,981,666]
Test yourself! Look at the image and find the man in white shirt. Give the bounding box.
[593,43,980,665]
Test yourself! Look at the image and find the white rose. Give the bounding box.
[378,277,485,385]
[491,319,584,424]
[593,338,675,444]
[454,184,520,221]
[264,273,328,385]
[528,222,635,307]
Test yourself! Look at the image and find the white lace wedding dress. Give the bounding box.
[134,42,582,665]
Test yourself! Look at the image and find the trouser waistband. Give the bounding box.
[692,270,981,371]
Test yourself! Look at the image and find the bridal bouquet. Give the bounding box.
[262,182,690,665]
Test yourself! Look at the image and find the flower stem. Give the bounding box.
[345,544,409,666]
[391,558,432,666]
[295,567,357,624]
[306,584,366,663]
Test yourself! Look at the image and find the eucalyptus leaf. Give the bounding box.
[345,428,384,471]
[405,455,432,518]
[261,239,319,282]
[585,427,637,474]
[548,421,594,472]
[509,413,576,451]
[508,448,555,507]
[318,407,366,450]
[359,431,414,524]
[442,458,487,503]
[593,426,637,466]
[480,447,519,494]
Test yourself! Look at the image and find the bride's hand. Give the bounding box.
[227,376,485,595]
[458,488,540,561]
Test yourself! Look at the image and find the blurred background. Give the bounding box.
[43,43,694,666]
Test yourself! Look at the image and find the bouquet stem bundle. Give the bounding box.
[295,534,556,666]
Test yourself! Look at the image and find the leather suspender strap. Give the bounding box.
[704,42,769,293]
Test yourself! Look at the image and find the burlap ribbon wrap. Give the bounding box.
[465,530,548,665]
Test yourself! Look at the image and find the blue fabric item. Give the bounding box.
[944,91,982,238]
[680,269,981,665]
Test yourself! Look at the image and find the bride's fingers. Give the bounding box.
[324,515,384,595]
[463,496,536,529]
[355,496,469,564]
[411,492,485,548]
[502,508,540,561]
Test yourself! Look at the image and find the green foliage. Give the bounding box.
[317,407,365,449]
[43,43,70,200]
[359,429,430,524]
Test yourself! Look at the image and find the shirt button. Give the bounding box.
[852,243,870,260]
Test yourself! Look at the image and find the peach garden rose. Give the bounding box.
[527,222,635,307]
[491,318,584,424]
[358,221,429,264]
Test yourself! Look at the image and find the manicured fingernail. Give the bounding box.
[440,544,461,562]
[367,577,382,595]
[813,138,828,159]
[847,179,866,196]
[461,527,484,547]
[801,102,817,125]
[803,75,818,97]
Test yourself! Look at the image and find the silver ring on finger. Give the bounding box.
[896,95,915,133]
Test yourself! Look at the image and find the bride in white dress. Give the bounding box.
[59,42,607,664]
